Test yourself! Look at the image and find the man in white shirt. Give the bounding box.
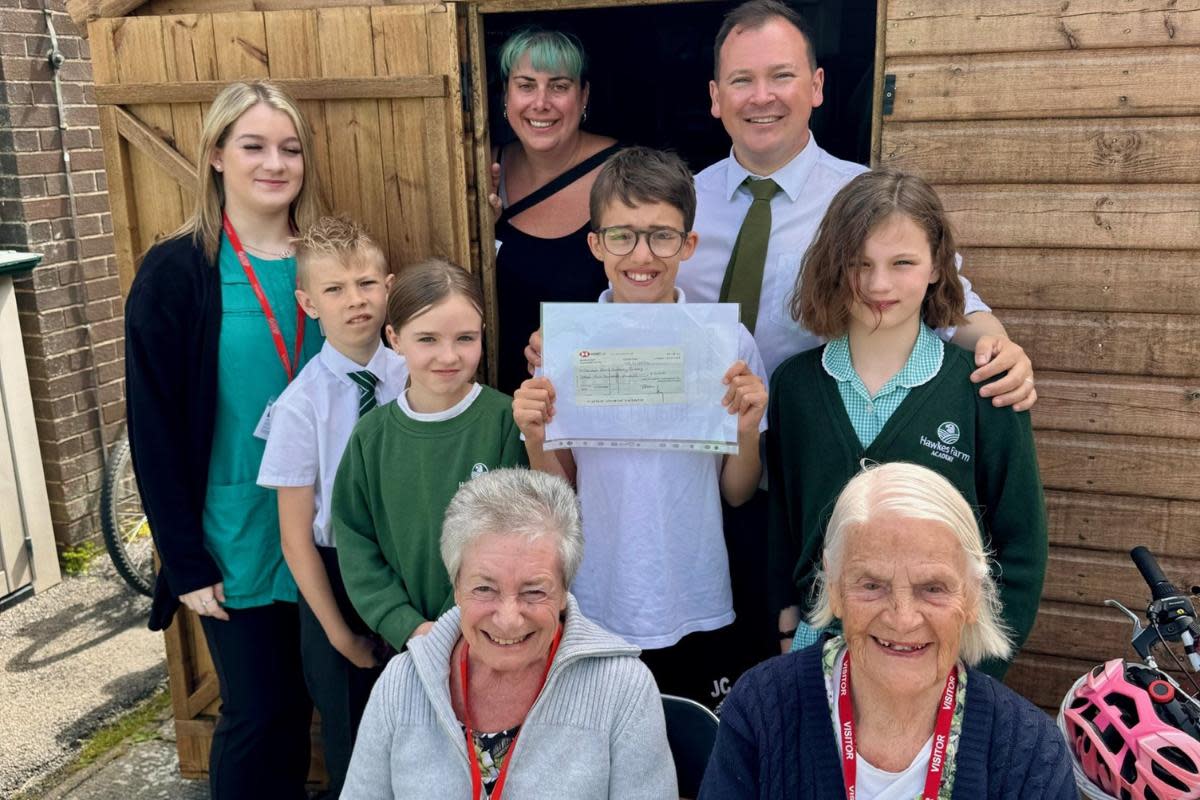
[680,0,1037,409]
[679,0,1038,657]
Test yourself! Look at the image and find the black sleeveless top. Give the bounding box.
[494,143,622,395]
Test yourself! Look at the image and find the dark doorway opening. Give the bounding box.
[482,0,878,172]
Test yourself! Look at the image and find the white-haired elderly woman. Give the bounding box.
[342,468,677,800]
[700,462,1075,800]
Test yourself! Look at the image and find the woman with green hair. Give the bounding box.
[491,28,621,394]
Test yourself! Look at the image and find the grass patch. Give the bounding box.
[10,689,173,800]
[74,689,172,768]
[59,541,103,576]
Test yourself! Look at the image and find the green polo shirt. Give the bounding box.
[202,236,324,608]
[823,323,944,448]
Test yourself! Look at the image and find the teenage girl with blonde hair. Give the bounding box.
[125,81,326,798]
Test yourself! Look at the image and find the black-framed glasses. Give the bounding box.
[595,226,688,258]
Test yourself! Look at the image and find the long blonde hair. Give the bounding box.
[176,81,326,262]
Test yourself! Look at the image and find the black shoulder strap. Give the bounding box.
[499,143,623,224]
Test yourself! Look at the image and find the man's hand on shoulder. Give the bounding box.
[970,335,1037,412]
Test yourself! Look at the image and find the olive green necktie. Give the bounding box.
[720,177,782,334]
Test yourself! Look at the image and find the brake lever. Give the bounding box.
[1106,599,1159,668]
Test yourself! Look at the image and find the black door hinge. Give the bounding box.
[882,74,896,116]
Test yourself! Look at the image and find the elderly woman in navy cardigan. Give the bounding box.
[700,462,1075,800]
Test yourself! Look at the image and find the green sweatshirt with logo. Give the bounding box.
[767,344,1047,662]
[332,386,527,651]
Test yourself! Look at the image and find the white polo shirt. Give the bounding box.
[569,288,768,650]
[680,134,990,376]
[257,340,408,547]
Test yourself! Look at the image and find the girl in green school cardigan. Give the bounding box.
[766,169,1048,678]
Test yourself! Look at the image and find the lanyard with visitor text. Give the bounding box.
[459,626,563,800]
[837,652,958,800]
[221,212,306,382]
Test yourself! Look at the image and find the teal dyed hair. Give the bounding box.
[499,28,587,83]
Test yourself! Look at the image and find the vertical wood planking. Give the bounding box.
[160,14,217,212]
[110,17,186,249]
[372,5,436,268]
[466,4,499,383]
[427,3,469,267]
[97,107,139,294]
[314,7,389,245]
[212,12,270,81]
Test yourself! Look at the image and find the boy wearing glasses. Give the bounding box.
[513,146,767,710]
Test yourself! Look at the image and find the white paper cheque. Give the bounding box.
[541,302,741,453]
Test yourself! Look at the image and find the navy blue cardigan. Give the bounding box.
[124,234,223,631]
[699,643,1076,799]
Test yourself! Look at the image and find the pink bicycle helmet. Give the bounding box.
[1063,659,1200,800]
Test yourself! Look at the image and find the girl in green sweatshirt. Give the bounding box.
[767,169,1047,678]
[332,259,526,652]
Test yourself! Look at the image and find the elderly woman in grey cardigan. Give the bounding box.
[342,468,677,799]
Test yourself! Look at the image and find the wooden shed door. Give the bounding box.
[90,4,473,297]
[87,5,473,775]
[873,2,1200,708]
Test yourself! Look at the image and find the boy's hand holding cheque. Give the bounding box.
[722,359,768,437]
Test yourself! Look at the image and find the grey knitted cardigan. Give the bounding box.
[342,593,679,799]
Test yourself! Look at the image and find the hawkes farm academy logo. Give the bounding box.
[920,420,972,465]
[937,421,961,445]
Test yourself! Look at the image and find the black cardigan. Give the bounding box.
[125,234,223,630]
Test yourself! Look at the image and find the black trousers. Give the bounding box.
[299,546,384,798]
[641,490,778,713]
[722,489,779,668]
[200,601,311,800]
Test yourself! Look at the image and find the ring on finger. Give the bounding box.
[201,598,212,607]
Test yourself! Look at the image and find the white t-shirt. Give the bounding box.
[569,289,768,649]
[396,382,482,422]
[826,648,932,800]
[682,134,990,376]
[257,341,407,547]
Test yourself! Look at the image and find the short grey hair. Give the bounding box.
[440,468,584,588]
[809,461,1014,666]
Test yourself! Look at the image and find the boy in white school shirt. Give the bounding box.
[513,147,768,711]
[257,216,407,797]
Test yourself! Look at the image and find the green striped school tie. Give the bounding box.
[348,370,379,417]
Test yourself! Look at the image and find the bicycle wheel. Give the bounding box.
[101,434,155,596]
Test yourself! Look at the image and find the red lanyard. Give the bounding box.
[837,652,958,800]
[459,626,563,800]
[221,212,306,382]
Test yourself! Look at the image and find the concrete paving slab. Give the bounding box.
[35,718,208,800]
[0,559,166,796]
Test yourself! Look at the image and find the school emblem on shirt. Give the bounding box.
[470,463,489,478]
[920,421,972,465]
[937,421,961,445]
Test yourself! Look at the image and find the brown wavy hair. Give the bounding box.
[792,169,965,338]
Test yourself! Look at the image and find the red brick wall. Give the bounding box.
[0,0,123,547]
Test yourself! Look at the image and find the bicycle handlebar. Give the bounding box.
[1131,546,1181,602]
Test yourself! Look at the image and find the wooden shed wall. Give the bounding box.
[876,0,1200,709]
